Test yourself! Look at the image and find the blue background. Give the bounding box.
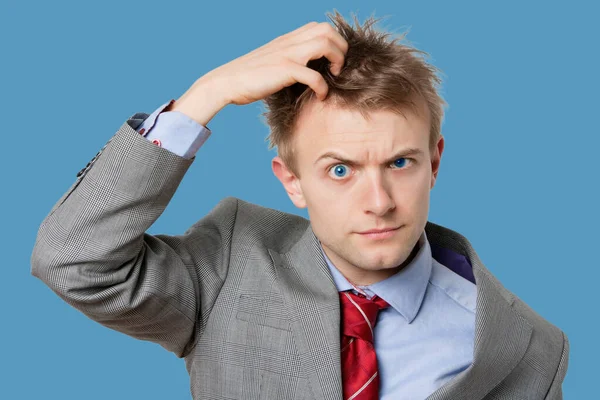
[1,0,597,398]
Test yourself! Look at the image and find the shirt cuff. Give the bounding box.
[137,99,212,159]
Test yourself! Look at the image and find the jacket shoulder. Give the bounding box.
[507,292,569,395]
[221,197,310,253]
[511,292,566,357]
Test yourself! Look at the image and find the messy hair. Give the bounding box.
[261,9,448,178]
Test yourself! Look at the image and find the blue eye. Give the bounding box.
[392,158,408,168]
[328,158,412,180]
[332,165,348,177]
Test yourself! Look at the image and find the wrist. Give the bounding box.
[170,77,229,127]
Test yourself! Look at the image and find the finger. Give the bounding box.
[296,22,349,58]
[272,21,319,45]
[287,63,329,100]
[291,21,320,36]
[291,36,347,76]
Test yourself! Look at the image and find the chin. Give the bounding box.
[358,250,405,270]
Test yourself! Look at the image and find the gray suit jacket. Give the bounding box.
[31,115,569,399]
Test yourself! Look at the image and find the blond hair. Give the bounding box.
[261,10,447,177]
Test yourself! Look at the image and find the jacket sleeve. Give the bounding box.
[30,116,237,358]
[544,331,570,400]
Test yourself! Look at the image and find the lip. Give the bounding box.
[358,227,400,234]
[357,226,400,239]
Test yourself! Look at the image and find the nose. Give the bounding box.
[363,171,395,217]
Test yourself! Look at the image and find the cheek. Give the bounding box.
[393,170,431,208]
[303,175,340,207]
[313,199,348,226]
[304,186,349,228]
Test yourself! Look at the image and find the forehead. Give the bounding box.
[292,98,431,160]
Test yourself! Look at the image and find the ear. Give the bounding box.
[271,156,307,209]
[430,135,445,189]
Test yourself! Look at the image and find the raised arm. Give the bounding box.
[29,94,236,357]
[30,20,348,358]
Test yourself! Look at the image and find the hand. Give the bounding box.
[171,21,349,126]
[208,21,348,105]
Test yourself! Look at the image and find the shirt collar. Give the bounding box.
[319,230,433,323]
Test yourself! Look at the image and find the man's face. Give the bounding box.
[272,97,444,286]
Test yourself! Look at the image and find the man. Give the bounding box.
[31,10,569,400]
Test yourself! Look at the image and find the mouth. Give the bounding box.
[356,226,401,239]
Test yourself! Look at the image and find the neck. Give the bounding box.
[329,239,422,286]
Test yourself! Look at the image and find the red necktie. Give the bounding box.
[339,290,390,400]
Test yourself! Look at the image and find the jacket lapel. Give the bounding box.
[424,222,533,399]
[269,221,533,400]
[269,224,343,400]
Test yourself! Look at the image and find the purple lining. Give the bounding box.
[430,243,476,285]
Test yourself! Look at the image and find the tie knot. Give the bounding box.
[339,291,390,342]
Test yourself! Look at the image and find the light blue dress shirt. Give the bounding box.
[320,232,476,399]
[134,100,478,399]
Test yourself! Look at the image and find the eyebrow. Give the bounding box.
[313,147,425,166]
